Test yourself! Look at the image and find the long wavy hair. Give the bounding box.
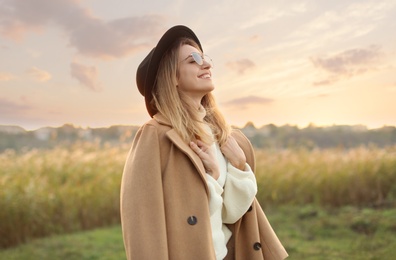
[152,37,230,146]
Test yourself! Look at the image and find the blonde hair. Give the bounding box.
[152,38,230,146]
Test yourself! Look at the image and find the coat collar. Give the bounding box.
[153,113,209,195]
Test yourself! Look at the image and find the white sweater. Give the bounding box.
[205,142,257,260]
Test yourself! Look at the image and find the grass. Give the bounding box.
[0,142,127,248]
[270,206,396,259]
[1,144,395,251]
[1,206,395,260]
[0,226,126,260]
[255,146,396,207]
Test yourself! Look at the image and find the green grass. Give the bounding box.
[1,206,395,260]
[1,145,395,251]
[0,226,126,260]
[269,206,396,260]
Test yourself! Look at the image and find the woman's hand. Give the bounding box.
[190,140,220,180]
[220,136,246,171]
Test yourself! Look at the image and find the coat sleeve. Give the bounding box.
[120,124,169,260]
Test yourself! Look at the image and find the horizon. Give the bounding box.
[2,121,394,132]
[1,0,396,131]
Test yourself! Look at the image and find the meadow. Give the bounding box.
[0,143,395,259]
[0,141,126,248]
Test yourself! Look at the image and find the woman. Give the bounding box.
[120,25,288,260]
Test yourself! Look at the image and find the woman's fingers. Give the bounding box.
[195,140,208,152]
[190,141,220,179]
[220,136,246,170]
[190,141,208,154]
[196,139,205,147]
[190,142,204,157]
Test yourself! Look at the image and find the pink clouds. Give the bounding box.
[0,97,31,116]
[70,62,100,91]
[68,15,165,59]
[311,45,382,85]
[225,95,273,109]
[226,59,256,75]
[0,0,166,59]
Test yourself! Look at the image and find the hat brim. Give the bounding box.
[137,25,203,117]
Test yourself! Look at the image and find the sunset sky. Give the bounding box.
[1,0,395,130]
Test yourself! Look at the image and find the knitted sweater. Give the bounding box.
[205,142,257,260]
[197,106,257,259]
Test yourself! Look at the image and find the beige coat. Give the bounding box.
[120,114,288,260]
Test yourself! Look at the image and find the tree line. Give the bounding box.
[1,123,395,152]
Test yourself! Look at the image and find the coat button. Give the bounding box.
[187,216,197,225]
[253,242,262,251]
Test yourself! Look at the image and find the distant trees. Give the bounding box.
[0,124,139,152]
[0,123,395,152]
[240,124,396,149]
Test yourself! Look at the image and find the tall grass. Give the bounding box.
[0,142,127,248]
[255,146,396,208]
[1,144,396,248]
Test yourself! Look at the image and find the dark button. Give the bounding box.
[187,216,197,225]
[247,205,253,212]
[253,242,262,251]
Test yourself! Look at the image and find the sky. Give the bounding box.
[1,0,395,130]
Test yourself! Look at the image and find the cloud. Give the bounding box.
[312,76,339,87]
[311,45,381,74]
[70,62,101,91]
[225,95,273,108]
[311,45,382,85]
[0,0,166,59]
[27,67,51,82]
[0,72,14,81]
[226,59,256,75]
[68,15,166,59]
[0,97,31,115]
[0,0,49,40]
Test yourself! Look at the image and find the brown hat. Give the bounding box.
[136,25,203,117]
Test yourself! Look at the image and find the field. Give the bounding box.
[1,207,395,260]
[0,143,395,259]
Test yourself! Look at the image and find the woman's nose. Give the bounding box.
[202,59,212,69]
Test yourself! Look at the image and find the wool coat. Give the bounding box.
[120,114,288,260]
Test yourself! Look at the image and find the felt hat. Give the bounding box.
[136,25,203,117]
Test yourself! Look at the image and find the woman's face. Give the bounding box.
[177,44,214,101]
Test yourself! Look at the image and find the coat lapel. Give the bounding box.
[154,114,209,195]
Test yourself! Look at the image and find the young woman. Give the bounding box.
[120,25,288,260]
